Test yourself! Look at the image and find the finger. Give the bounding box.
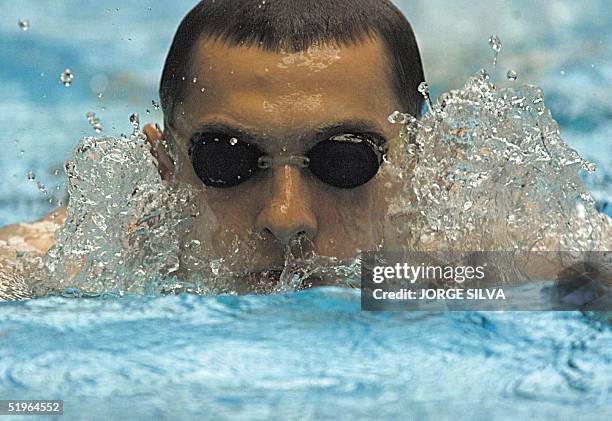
[142,123,174,181]
[143,123,162,141]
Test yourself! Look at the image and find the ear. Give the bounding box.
[143,123,175,181]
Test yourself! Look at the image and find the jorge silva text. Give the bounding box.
[371,288,506,300]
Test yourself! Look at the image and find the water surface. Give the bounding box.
[1,289,610,420]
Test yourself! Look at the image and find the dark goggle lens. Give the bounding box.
[307,139,381,189]
[190,134,263,188]
[190,134,383,189]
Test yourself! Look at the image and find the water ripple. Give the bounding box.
[1,289,610,419]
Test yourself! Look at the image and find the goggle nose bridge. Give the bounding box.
[257,155,311,169]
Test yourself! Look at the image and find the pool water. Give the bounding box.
[1,1,611,419]
[1,290,610,420]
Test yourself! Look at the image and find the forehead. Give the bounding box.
[174,36,400,139]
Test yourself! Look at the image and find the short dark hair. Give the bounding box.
[160,0,425,126]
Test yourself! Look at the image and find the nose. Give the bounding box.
[255,165,318,246]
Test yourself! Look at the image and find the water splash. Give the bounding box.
[60,69,74,87]
[129,113,140,132]
[86,111,103,133]
[489,34,502,66]
[18,19,29,31]
[14,69,611,298]
[32,133,199,297]
[418,81,433,112]
[384,70,610,257]
[388,110,410,124]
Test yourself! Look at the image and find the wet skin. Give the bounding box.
[148,37,408,287]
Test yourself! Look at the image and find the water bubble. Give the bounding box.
[130,113,140,131]
[18,19,29,31]
[60,69,74,87]
[479,68,490,81]
[152,100,160,110]
[387,111,402,124]
[507,69,518,81]
[488,35,502,52]
[488,35,502,66]
[210,260,220,276]
[388,110,406,124]
[579,192,595,205]
[192,77,198,83]
[585,161,597,173]
[418,81,429,96]
[418,82,433,112]
[86,112,103,133]
[229,137,238,146]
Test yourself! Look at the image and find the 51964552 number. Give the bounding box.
[0,400,63,415]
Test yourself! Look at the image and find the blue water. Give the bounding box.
[1,290,610,420]
[1,1,611,419]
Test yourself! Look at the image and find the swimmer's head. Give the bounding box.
[150,0,425,288]
[160,0,424,127]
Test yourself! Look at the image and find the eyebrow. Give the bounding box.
[190,119,389,148]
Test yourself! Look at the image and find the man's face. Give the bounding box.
[168,37,406,286]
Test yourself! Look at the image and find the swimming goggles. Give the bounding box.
[189,132,387,189]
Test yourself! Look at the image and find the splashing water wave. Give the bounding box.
[5,70,611,299]
[385,69,610,254]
